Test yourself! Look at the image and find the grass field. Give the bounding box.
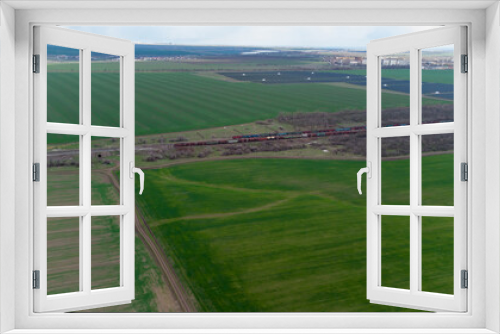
[47,70,449,143]
[334,69,454,85]
[136,156,453,312]
[48,58,326,72]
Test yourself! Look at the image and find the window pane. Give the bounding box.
[47,217,80,295]
[91,216,121,290]
[381,136,410,205]
[421,216,454,295]
[92,137,121,206]
[421,45,454,124]
[381,215,410,290]
[47,45,80,124]
[47,134,80,206]
[92,52,120,127]
[421,133,454,206]
[380,52,410,127]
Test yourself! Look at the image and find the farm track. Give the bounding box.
[159,172,345,205]
[154,196,297,225]
[99,168,197,312]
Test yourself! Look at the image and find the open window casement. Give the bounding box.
[363,26,467,312]
[33,26,138,312]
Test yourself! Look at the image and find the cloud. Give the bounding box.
[64,26,436,48]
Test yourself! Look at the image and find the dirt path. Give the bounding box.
[100,169,197,312]
[158,171,345,204]
[154,196,296,226]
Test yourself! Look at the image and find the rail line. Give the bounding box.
[172,121,451,148]
[173,126,367,148]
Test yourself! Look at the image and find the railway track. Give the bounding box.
[173,126,367,148]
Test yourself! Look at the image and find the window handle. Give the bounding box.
[129,162,145,195]
[357,162,371,195]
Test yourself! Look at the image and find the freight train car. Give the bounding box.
[174,126,367,148]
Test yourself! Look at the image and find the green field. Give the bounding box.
[47,70,449,143]
[335,69,454,85]
[136,156,453,312]
[48,58,325,72]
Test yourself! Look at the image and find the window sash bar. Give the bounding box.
[372,122,454,138]
[372,205,454,217]
[46,122,130,138]
[46,205,129,217]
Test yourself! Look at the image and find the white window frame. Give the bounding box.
[33,26,136,313]
[1,1,499,333]
[366,26,467,312]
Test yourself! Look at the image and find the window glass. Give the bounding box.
[421,133,454,206]
[91,216,121,290]
[92,137,121,206]
[381,136,410,205]
[47,217,80,295]
[92,52,120,127]
[47,45,80,124]
[421,45,454,124]
[421,216,454,295]
[380,52,410,127]
[381,215,410,290]
[47,134,80,206]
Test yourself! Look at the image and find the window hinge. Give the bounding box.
[33,270,40,289]
[461,162,468,182]
[461,270,468,289]
[461,54,468,73]
[33,163,40,182]
[33,54,40,73]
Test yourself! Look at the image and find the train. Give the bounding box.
[172,121,454,148]
[232,126,366,139]
[173,126,367,148]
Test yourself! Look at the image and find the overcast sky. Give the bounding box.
[64,26,436,49]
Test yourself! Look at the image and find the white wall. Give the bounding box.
[0,2,16,333]
[485,2,500,332]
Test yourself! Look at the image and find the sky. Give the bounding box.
[65,26,437,49]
